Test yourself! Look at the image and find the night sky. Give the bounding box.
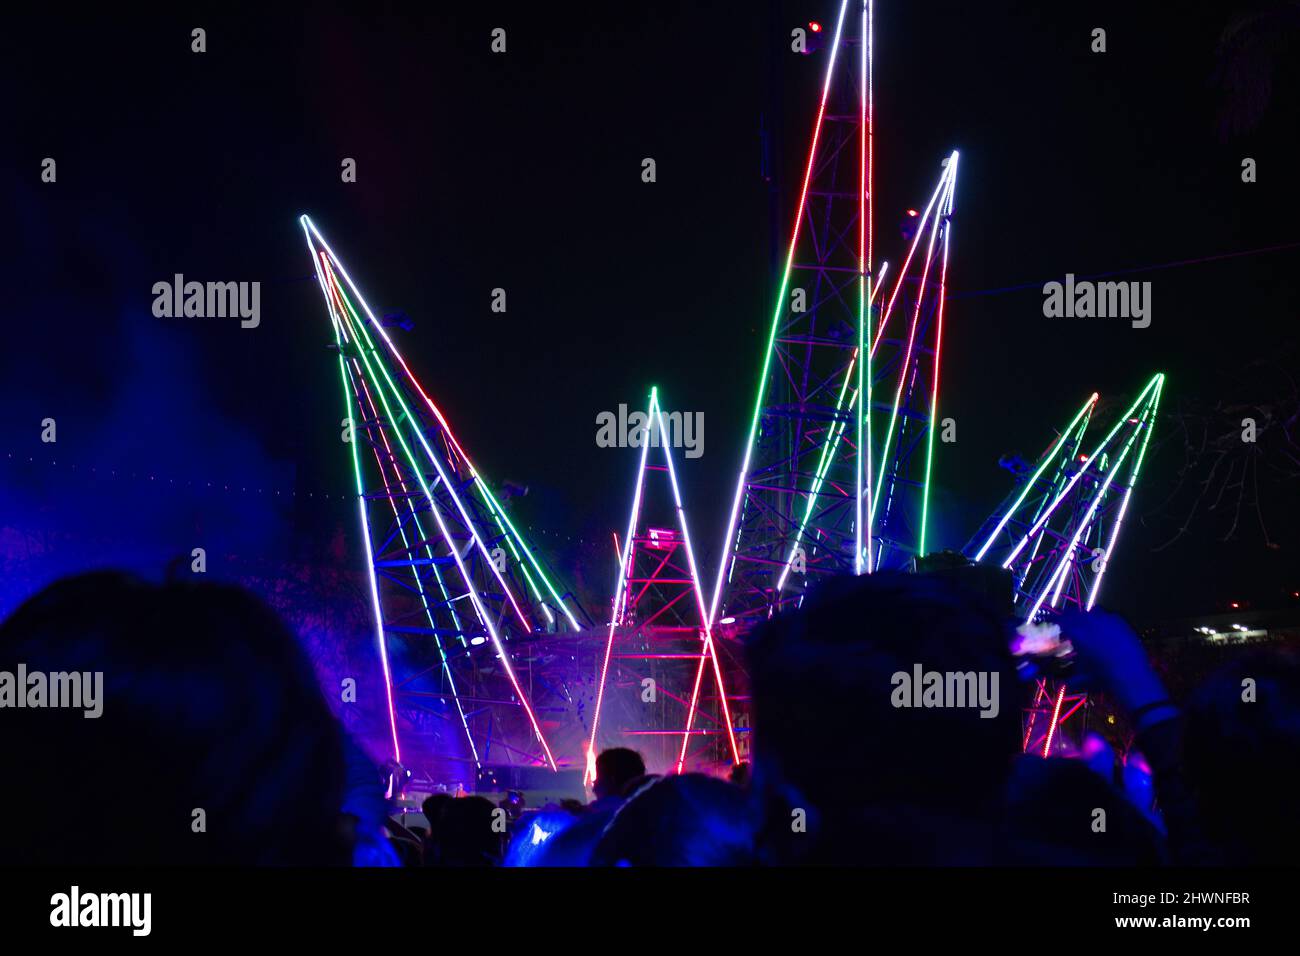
[3,0,1298,625]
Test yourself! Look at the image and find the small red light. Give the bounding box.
[809,21,822,32]
[1230,602,1240,609]
[906,208,919,217]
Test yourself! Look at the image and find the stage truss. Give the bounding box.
[294,3,1167,777]
[300,216,591,785]
[587,388,743,782]
[965,373,1166,753]
[710,0,960,632]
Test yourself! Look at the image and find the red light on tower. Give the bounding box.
[809,21,822,32]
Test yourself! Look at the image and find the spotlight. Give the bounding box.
[802,20,825,55]
[900,207,924,242]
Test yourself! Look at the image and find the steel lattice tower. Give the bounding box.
[587,388,742,781]
[965,373,1165,754]
[967,374,1165,620]
[865,158,957,571]
[710,0,959,631]
[300,216,591,784]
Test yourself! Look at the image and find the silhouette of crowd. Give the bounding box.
[1,569,1294,866]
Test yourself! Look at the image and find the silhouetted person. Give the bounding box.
[523,748,648,866]
[1059,609,1204,863]
[728,761,752,789]
[1184,647,1300,865]
[590,773,760,866]
[1001,757,1166,865]
[435,796,503,866]
[746,571,1021,864]
[420,793,454,865]
[0,572,350,864]
[592,747,646,805]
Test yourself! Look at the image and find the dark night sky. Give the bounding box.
[2,1,1298,624]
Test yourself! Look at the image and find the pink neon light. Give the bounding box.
[858,0,871,575]
[655,401,739,770]
[348,361,481,765]
[776,269,890,594]
[872,166,952,357]
[676,646,710,773]
[921,166,954,556]
[1003,377,1162,572]
[708,0,853,629]
[304,243,403,765]
[318,254,530,635]
[586,398,655,784]
[872,172,951,520]
[867,0,874,571]
[1042,683,1067,757]
[318,250,557,770]
[1025,403,1151,621]
[302,218,573,633]
[1023,680,1047,752]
